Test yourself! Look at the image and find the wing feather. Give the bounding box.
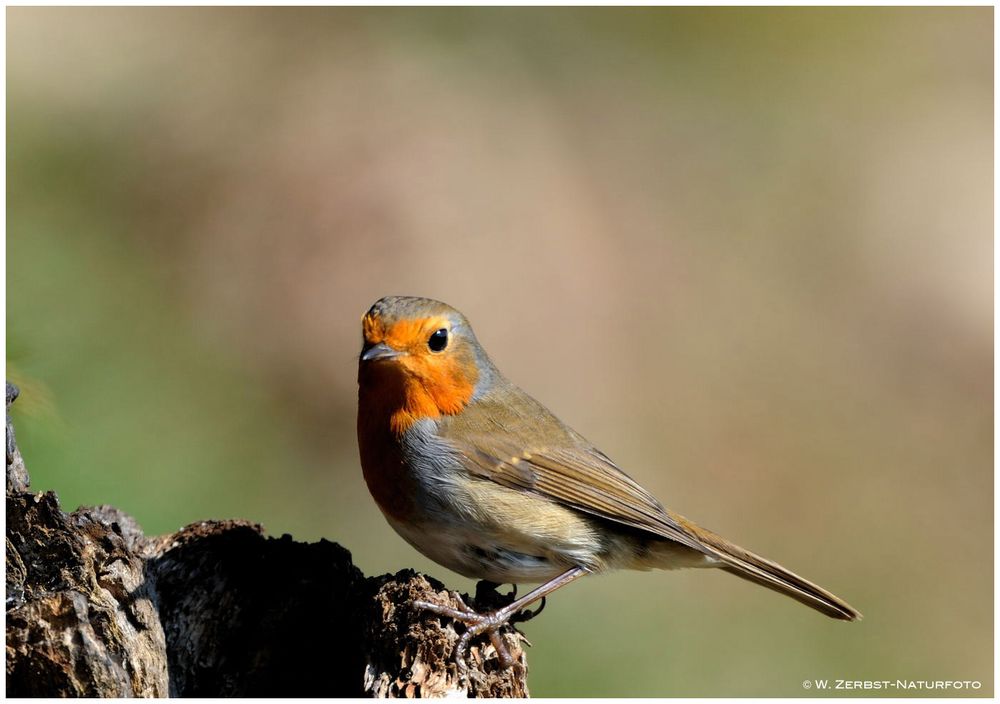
[441,394,714,556]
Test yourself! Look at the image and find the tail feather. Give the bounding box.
[670,512,861,621]
[716,550,861,621]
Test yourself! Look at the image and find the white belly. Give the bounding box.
[384,513,577,584]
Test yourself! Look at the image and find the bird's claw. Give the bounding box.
[413,592,521,674]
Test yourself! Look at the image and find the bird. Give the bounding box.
[356,295,860,671]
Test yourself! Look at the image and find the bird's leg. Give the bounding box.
[471,581,539,629]
[509,596,545,624]
[413,566,589,673]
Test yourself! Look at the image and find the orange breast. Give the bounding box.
[358,439,414,522]
[388,354,476,434]
[357,359,475,522]
[357,311,478,522]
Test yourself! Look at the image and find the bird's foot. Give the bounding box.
[471,581,542,624]
[414,568,587,677]
[413,591,524,673]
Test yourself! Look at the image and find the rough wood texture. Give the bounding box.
[5,383,529,697]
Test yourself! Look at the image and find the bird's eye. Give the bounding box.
[428,328,449,352]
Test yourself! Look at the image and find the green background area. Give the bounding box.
[8,8,992,696]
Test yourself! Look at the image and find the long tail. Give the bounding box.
[670,511,862,621]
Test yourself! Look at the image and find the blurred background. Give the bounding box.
[7,7,992,697]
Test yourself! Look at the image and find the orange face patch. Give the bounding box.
[363,313,450,354]
[360,312,478,434]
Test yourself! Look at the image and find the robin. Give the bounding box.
[357,295,859,671]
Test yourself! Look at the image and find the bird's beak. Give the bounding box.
[361,342,402,362]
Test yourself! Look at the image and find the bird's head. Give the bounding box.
[359,296,488,433]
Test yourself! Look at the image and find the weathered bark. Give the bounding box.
[5,383,529,697]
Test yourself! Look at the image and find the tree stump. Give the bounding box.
[5,382,530,697]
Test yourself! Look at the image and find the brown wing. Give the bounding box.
[437,389,715,557]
